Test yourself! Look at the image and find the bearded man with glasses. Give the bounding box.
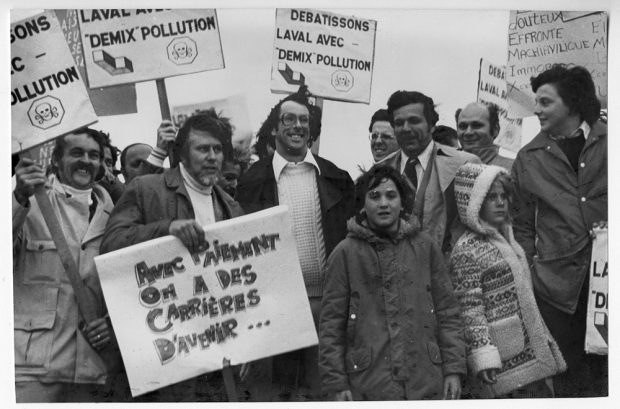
[236,86,354,401]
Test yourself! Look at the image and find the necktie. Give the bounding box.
[403,157,419,188]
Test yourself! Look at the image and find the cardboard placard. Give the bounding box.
[79,9,225,88]
[95,206,318,396]
[585,227,608,355]
[506,11,607,118]
[11,10,97,153]
[477,58,523,153]
[271,8,376,103]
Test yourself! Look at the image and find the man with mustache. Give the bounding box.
[13,128,114,402]
[381,90,479,253]
[235,87,355,401]
[100,109,243,401]
[455,102,513,170]
[511,64,607,397]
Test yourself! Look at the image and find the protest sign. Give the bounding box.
[477,58,523,153]
[95,206,318,396]
[506,11,607,118]
[172,94,253,162]
[11,10,98,153]
[271,8,377,103]
[79,9,224,88]
[586,227,608,355]
[55,9,138,116]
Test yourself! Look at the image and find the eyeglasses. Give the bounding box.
[280,113,310,127]
[369,132,395,142]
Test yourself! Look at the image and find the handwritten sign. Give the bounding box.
[11,10,97,154]
[506,11,608,118]
[586,228,608,355]
[95,206,318,396]
[79,9,224,88]
[477,58,523,153]
[55,9,138,116]
[271,8,377,103]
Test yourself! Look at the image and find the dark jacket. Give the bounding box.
[319,218,466,400]
[511,121,607,313]
[100,166,243,253]
[235,154,355,258]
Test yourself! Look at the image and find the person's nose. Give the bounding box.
[534,102,542,116]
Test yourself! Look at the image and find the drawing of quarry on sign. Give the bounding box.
[79,9,224,88]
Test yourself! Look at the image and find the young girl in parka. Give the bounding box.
[319,166,466,401]
[450,163,566,398]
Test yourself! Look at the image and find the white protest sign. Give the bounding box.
[95,206,318,396]
[11,10,97,154]
[586,228,608,355]
[79,9,224,88]
[506,11,608,118]
[271,8,377,103]
[477,58,523,153]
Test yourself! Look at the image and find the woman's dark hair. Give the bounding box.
[354,165,413,222]
[530,64,601,125]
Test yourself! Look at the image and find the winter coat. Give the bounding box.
[319,218,466,400]
[235,153,355,258]
[13,175,112,384]
[511,121,607,313]
[100,166,243,253]
[450,163,566,397]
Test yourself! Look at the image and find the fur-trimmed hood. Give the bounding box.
[346,216,419,243]
[454,163,509,236]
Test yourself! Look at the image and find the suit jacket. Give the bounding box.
[381,143,480,252]
[235,154,355,259]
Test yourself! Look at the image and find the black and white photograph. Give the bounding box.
[4,0,616,406]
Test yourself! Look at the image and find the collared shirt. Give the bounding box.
[272,149,321,180]
[399,140,434,182]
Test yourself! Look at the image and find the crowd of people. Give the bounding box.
[12,63,607,402]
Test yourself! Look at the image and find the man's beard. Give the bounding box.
[196,172,220,188]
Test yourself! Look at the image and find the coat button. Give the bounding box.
[353,364,358,370]
[580,162,586,168]
[430,308,434,313]
[350,313,356,320]
[581,197,586,202]
[38,244,44,250]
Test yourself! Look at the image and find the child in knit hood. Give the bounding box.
[449,163,566,398]
[319,166,466,401]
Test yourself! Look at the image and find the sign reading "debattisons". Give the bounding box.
[79,9,224,88]
[271,8,377,103]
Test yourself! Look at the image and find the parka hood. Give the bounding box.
[346,215,419,243]
[454,163,509,235]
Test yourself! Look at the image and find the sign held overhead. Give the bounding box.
[11,10,97,154]
[79,9,225,88]
[271,8,377,104]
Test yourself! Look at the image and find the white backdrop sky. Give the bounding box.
[3,0,619,407]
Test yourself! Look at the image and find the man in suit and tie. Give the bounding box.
[381,91,480,253]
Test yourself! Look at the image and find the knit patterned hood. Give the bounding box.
[454,163,509,235]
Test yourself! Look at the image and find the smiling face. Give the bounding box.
[370,120,399,162]
[54,132,102,190]
[480,179,509,229]
[364,178,402,234]
[181,129,224,187]
[457,103,497,151]
[534,83,580,137]
[272,100,310,162]
[393,103,434,158]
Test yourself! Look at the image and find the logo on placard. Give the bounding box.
[167,37,197,65]
[93,50,134,75]
[28,96,64,129]
[331,70,353,92]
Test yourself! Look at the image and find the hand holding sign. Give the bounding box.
[14,157,46,206]
[169,219,208,254]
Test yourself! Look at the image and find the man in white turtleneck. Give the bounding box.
[100,109,243,401]
[13,128,115,402]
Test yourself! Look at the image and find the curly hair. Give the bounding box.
[354,165,414,222]
[173,108,234,162]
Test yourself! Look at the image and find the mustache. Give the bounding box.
[71,162,97,175]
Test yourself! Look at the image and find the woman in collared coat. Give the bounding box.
[449,163,566,398]
[319,166,466,401]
